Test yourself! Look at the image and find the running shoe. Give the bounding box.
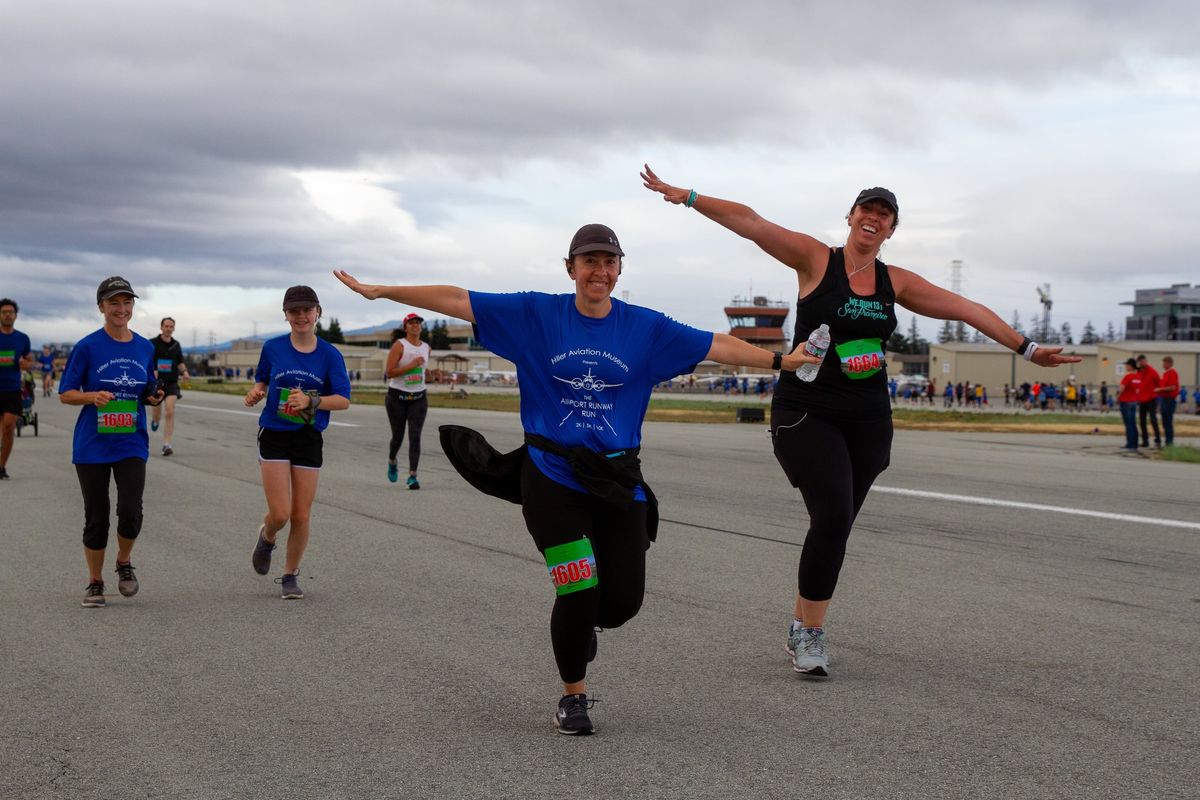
[387,462,399,483]
[162,444,173,457]
[151,419,159,432]
[406,475,420,490]
[792,626,829,677]
[115,561,139,597]
[554,693,594,735]
[252,524,276,575]
[82,581,106,608]
[0,466,8,480]
[785,623,804,659]
[276,572,304,600]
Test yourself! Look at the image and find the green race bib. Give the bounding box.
[544,538,598,596]
[276,388,308,424]
[0,350,13,368]
[97,399,138,434]
[402,365,423,386]
[835,338,885,379]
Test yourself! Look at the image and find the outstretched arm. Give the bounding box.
[333,270,475,323]
[705,333,818,372]
[640,164,827,276]
[890,266,1082,368]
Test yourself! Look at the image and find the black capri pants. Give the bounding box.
[770,407,892,602]
[75,458,147,551]
[520,457,649,684]
[385,389,428,472]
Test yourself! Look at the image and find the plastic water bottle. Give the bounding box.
[796,323,830,383]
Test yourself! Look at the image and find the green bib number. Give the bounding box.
[276,388,308,424]
[835,338,885,380]
[544,538,598,596]
[97,399,138,434]
[0,350,13,368]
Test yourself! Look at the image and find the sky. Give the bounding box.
[3,0,1198,349]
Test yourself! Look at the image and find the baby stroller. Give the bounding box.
[16,369,37,437]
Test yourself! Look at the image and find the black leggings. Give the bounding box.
[385,390,428,471]
[520,457,649,684]
[75,458,146,551]
[770,408,892,602]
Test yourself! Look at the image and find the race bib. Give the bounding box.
[157,358,174,374]
[0,351,13,368]
[402,366,423,386]
[97,399,138,434]
[835,338,885,379]
[544,538,598,596]
[276,388,308,424]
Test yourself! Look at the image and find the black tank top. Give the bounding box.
[773,247,898,421]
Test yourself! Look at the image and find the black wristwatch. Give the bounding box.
[771,351,783,370]
[1016,336,1032,356]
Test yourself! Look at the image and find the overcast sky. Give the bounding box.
[3,0,1197,349]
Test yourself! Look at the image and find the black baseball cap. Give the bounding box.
[97,276,138,303]
[283,285,320,310]
[568,223,624,258]
[854,187,899,214]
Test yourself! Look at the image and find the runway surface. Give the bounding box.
[2,392,1196,799]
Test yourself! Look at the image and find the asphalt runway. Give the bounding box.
[2,392,1196,800]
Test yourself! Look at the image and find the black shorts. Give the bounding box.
[0,391,21,416]
[160,382,182,398]
[258,426,323,469]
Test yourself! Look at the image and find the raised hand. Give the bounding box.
[333,270,383,300]
[640,164,690,205]
[245,386,266,407]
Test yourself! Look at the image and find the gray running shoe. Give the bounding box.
[785,624,803,659]
[82,582,106,608]
[554,693,594,735]
[276,572,304,600]
[792,626,829,677]
[252,524,276,575]
[115,561,139,597]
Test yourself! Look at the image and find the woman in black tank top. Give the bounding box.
[642,165,1081,678]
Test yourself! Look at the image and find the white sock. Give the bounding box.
[791,619,804,633]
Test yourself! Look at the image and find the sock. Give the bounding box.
[791,619,804,633]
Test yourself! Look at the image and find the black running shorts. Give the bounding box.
[257,426,323,469]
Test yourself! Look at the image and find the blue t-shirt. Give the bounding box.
[58,329,156,464]
[0,329,32,392]
[254,335,352,432]
[38,352,55,374]
[469,291,712,494]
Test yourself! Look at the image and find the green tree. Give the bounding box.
[1080,321,1098,344]
[314,320,326,340]
[1104,321,1117,342]
[1059,321,1072,345]
[937,320,955,344]
[430,319,451,349]
[325,318,345,344]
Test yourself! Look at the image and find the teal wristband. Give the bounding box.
[685,189,698,208]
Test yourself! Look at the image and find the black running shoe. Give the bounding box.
[554,693,594,735]
[82,582,106,608]
[0,466,9,480]
[252,524,276,575]
[115,561,139,597]
[275,572,304,600]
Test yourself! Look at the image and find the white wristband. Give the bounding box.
[1023,342,1039,362]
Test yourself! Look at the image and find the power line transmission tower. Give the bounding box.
[949,260,966,341]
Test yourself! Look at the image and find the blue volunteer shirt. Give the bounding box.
[0,329,32,391]
[58,329,156,464]
[469,291,712,495]
[254,335,352,432]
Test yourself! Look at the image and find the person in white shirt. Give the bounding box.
[384,313,432,489]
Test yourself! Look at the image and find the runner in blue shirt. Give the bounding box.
[0,298,35,480]
[38,344,56,398]
[244,286,352,600]
[59,278,164,608]
[335,223,817,735]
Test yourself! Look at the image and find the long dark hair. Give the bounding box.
[391,328,405,342]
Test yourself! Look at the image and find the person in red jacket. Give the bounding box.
[1135,354,1161,448]
[1117,359,1142,450]
[1156,356,1180,447]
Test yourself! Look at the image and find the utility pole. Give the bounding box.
[949,260,965,341]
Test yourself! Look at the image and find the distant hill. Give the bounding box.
[182,319,430,354]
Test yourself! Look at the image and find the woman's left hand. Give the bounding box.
[1031,346,1083,367]
[780,341,822,372]
[333,270,382,300]
[640,164,690,205]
